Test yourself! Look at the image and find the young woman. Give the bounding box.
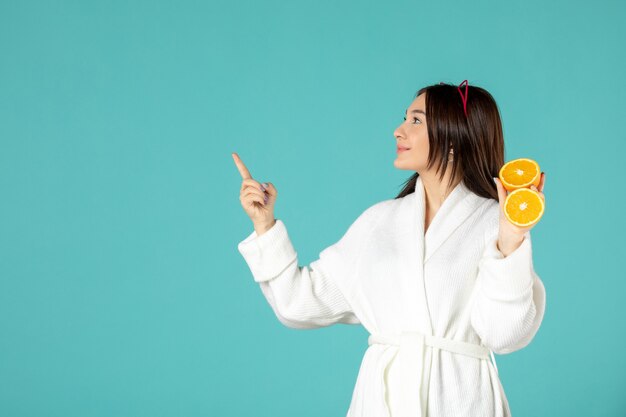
[233,80,547,417]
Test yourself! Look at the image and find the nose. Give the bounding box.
[394,125,403,141]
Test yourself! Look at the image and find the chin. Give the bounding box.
[393,160,411,170]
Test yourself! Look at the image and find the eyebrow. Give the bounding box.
[405,108,426,116]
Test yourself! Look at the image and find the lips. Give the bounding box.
[397,146,410,151]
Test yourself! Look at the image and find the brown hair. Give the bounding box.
[395,81,504,201]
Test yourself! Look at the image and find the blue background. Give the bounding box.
[1,0,625,416]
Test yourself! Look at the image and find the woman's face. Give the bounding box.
[393,93,430,172]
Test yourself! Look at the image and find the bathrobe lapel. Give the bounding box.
[414,175,484,265]
[382,176,485,417]
[386,176,486,417]
[407,176,485,333]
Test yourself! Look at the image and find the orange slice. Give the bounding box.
[499,158,541,192]
[503,188,545,227]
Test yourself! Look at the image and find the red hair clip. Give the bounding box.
[457,79,469,117]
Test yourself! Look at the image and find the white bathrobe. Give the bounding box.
[237,175,546,417]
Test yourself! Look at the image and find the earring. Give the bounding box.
[448,148,454,163]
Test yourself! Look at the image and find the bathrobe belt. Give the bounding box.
[368,331,498,417]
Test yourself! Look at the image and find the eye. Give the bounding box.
[403,116,421,124]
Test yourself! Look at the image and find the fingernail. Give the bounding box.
[264,195,268,203]
[260,184,266,191]
[493,177,497,184]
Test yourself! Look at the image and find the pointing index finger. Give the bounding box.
[232,152,252,179]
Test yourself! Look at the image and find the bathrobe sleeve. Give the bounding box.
[470,226,547,355]
[237,206,378,329]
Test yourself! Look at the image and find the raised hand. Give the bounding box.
[232,152,277,231]
[493,172,546,257]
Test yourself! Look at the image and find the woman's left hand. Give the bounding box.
[493,172,546,257]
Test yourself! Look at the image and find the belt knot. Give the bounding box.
[367,330,498,417]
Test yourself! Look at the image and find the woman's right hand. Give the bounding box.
[232,152,277,228]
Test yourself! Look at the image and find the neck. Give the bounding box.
[419,171,462,211]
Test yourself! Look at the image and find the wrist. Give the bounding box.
[254,219,276,236]
[497,234,525,257]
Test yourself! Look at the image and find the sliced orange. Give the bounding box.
[503,188,545,227]
[499,158,541,192]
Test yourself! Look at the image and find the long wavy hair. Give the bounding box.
[395,81,505,201]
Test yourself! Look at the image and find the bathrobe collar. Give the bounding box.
[411,175,486,265]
